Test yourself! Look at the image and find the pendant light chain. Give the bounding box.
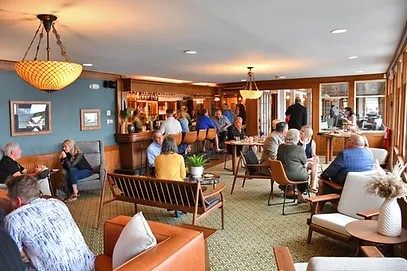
[34,28,44,61]
[21,22,42,61]
[52,24,71,62]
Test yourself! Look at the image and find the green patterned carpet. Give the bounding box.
[67,161,404,270]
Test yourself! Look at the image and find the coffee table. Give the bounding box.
[185,173,220,189]
[345,220,407,256]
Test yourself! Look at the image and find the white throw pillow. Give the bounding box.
[112,212,157,269]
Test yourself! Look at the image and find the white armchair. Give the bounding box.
[307,171,384,243]
[368,147,388,167]
[273,246,407,271]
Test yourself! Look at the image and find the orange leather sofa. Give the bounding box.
[95,216,206,271]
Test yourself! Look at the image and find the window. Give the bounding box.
[319,82,349,131]
[260,91,271,135]
[355,80,385,131]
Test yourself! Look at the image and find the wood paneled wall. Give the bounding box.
[18,145,120,174]
[220,73,385,155]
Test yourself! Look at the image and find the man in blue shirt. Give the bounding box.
[196,109,222,152]
[320,133,373,194]
[147,130,163,176]
[222,104,234,123]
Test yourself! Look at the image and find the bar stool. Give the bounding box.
[204,128,218,159]
[182,131,197,153]
[196,129,207,153]
[170,133,183,146]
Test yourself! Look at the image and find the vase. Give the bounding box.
[377,197,402,237]
[190,166,204,177]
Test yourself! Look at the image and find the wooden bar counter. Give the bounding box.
[115,132,152,170]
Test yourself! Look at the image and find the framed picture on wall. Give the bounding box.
[9,100,52,136]
[80,109,101,130]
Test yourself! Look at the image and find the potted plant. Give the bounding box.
[119,107,133,134]
[186,154,209,177]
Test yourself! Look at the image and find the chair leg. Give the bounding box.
[230,175,238,194]
[267,179,275,205]
[96,172,107,229]
[282,185,289,215]
[223,153,232,171]
[221,205,224,230]
[307,226,313,244]
[242,177,246,187]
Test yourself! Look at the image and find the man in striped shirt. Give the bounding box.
[5,175,95,271]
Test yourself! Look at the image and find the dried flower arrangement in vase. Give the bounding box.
[365,162,407,236]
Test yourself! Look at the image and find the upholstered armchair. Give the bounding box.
[273,246,407,271]
[307,171,384,244]
[62,140,105,193]
[368,147,388,167]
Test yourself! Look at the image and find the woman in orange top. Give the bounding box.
[155,136,186,181]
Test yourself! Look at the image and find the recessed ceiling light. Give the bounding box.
[356,70,364,73]
[331,29,347,34]
[279,76,286,79]
[241,79,247,82]
[183,50,197,54]
[82,63,93,67]
[348,56,358,60]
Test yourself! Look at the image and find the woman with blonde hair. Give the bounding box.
[299,125,320,193]
[59,139,93,202]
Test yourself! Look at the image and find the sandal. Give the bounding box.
[64,194,79,203]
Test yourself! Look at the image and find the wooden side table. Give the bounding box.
[178,223,217,271]
[345,220,407,256]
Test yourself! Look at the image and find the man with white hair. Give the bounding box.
[0,142,42,183]
[0,142,51,196]
[320,133,373,194]
[277,129,309,203]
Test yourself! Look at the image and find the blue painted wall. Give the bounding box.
[0,71,116,156]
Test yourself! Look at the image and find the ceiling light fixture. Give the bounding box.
[356,70,364,73]
[14,14,82,93]
[239,67,263,100]
[82,63,93,67]
[214,97,221,102]
[330,29,347,34]
[184,50,197,54]
[348,56,358,59]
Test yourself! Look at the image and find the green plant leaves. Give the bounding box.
[186,154,209,167]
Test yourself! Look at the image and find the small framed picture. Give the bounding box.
[9,100,52,136]
[80,109,101,131]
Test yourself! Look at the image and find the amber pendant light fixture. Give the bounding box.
[14,14,83,92]
[239,67,263,99]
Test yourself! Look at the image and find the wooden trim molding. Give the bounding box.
[18,144,120,175]
[122,78,216,96]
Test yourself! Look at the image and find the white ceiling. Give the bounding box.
[1,0,406,84]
